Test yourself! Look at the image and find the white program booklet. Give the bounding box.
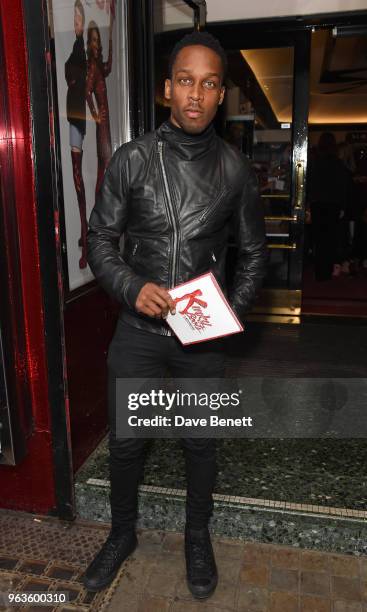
[166,272,244,345]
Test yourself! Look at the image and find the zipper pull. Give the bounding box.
[132,242,138,256]
[212,252,216,262]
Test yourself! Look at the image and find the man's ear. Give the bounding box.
[218,86,225,106]
[164,78,172,101]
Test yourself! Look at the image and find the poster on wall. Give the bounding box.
[51,0,130,292]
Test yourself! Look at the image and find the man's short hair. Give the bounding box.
[168,31,227,82]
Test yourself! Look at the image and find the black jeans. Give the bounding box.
[107,320,225,532]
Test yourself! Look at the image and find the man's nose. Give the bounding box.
[189,83,203,102]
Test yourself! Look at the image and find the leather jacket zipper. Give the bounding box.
[199,186,228,224]
[158,140,180,289]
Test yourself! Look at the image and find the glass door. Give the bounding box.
[221,31,311,323]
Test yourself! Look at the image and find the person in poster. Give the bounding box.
[85,7,114,198]
[65,0,88,269]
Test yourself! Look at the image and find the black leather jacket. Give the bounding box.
[87,120,267,335]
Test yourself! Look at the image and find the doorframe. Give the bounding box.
[22,0,75,519]
[212,28,311,323]
[0,15,28,466]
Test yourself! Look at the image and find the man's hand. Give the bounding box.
[135,283,176,319]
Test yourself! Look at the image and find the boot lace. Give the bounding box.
[187,532,214,577]
[96,533,129,571]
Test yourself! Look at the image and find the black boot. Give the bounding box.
[71,150,88,269]
[185,526,218,599]
[82,529,137,592]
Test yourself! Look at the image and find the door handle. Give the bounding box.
[267,243,297,250]
[295,160,305,210]
[265,215,298,222]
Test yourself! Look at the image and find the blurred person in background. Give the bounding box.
[307,132,349,280]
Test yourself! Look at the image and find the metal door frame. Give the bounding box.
[203,27,311,324]
[183,0,206,30]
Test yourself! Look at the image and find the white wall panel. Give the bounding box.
[207,0,367,22]
[155,0,367,31]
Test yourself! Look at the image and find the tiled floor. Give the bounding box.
[107,530,367,611]
[0,509,366,612]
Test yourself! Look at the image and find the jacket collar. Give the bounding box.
[157,120,217,161]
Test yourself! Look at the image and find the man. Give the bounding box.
[84,31,267,598]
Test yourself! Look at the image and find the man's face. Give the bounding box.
[165,44,225,134]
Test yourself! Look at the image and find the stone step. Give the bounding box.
[75,479,367,557]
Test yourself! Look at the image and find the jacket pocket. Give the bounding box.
[199,186,230,224]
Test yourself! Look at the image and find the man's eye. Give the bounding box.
[179,78,192,85]
[204,81,217,89]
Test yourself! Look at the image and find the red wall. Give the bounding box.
[0,0,57,514]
